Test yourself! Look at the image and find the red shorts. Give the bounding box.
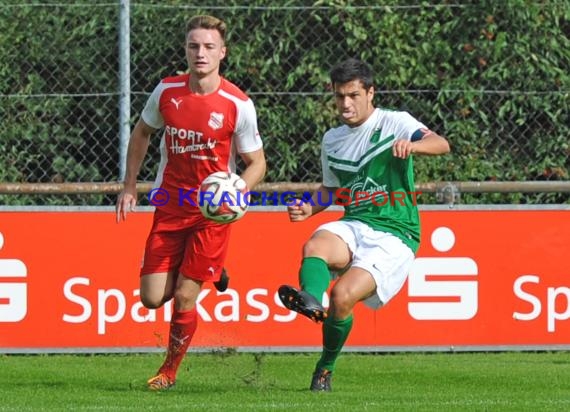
[140,208,231,282]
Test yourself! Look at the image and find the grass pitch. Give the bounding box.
[0,351,569,411]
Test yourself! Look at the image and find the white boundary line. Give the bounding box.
[2,344,570,354]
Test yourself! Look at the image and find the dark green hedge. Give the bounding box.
[1,1,568,205]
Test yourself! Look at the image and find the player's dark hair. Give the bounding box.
[186,15,227,43]
[330,58,374,90]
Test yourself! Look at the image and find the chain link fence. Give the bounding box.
[1,1,568,205]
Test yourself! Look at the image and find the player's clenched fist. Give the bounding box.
[392,138,414,159]
[288,198,312,222]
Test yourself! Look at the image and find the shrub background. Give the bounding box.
[0,1,568,205]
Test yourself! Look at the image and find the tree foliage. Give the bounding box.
[0,1,568,204]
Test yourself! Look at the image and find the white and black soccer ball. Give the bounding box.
[198,172,248,223]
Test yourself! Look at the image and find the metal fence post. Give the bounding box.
[118,0,130,181]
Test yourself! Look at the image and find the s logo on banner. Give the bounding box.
[408,227,478,320]
[0,232,28,322]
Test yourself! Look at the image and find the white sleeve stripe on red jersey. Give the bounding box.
[218,89,263,153]
[141,81,186,129]
[153,134,169,190]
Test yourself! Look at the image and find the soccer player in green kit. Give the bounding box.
[278,58,450,392]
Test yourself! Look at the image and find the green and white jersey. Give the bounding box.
[321,108,426,253]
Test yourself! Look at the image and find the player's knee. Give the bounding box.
[302,242,349,272]
[140,294,165,309]
[302,232,350,268]
[302,237,334,260]
[329,287,355,317]
[173,289,196,309]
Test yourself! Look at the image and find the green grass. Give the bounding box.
[1,352,569,411]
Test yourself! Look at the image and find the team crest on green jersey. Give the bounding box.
[369,128,382,144]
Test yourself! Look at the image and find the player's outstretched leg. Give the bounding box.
[214,268,230,292]
[278,284,327,323]
[310,368,332,392]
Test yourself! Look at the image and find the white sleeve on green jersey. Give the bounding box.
[388,111,427,141]
[321,136,340,187]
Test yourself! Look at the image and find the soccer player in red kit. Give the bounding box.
[115,15,266,390]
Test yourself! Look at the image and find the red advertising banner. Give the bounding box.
[0,208,569,352]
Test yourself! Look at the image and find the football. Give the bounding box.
[198,172,248,223]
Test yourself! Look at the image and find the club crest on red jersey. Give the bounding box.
[208,112,224,130]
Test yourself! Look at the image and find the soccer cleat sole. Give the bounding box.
[278,285,327,323]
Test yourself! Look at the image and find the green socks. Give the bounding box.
[299,256,330,304]
[316,314,353,372]
[300,257,351,372]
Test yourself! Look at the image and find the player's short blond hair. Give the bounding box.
[186,15,226,43]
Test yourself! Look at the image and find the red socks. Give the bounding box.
[158,308,198,380]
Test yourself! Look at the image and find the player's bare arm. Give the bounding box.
[392,131,450,159]
[288,185,338,222]
[116,119,156,222]
[238,148,267,190]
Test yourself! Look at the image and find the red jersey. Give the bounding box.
[141,74,262,217]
